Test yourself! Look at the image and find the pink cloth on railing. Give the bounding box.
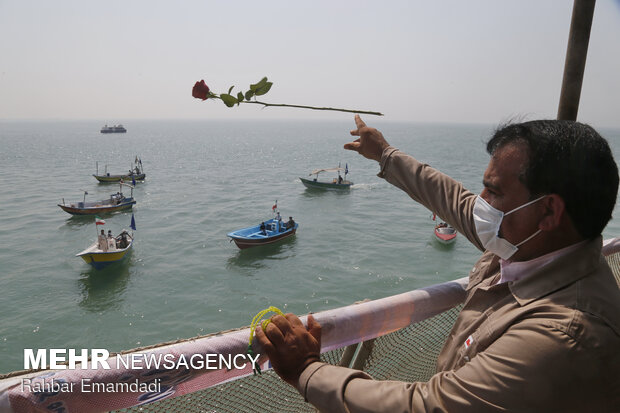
[0,277,468,413]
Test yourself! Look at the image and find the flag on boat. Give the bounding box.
[130,214,137,231]
[345,163,349,175]
[95,217,106,226]
[272,201,277,211]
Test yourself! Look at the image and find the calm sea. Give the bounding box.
[1,119,618,374]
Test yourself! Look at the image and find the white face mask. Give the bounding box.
[473,195,545,260]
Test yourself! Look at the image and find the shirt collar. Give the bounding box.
[498,240,589,285]
[507,237,603,306]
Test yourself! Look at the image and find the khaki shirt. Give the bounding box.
[297,148,620,412]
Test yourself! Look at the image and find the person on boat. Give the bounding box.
[107,230,116,250]
[275,212,282,231]
[260,222,267,235]
[98,229,108,252]
[117,231,129,249]
[286,217,296,230]
[338,174,343,184]
[256,115,620,412]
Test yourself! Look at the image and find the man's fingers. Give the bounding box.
[254,325,274,352]
[344,141,361,151]
[285,313,305,329]
[354,114,366,129]
[270,314,294,335]
[262,320,286,347]
[350,115,367,136]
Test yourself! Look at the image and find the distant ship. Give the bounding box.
[100,124,127,133]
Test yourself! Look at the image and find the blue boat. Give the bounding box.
[227,218,298,249]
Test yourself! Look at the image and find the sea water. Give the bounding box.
[1,119,618,374]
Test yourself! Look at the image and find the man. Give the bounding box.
[256,115,620,411]
[97,229,108,252]
[286,216,296,230]
[118,231,129,249]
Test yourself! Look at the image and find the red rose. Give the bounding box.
[192,80,210,100]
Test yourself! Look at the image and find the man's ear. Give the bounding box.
[539,194,565,231]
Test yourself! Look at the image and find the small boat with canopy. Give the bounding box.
[299,164,353,190]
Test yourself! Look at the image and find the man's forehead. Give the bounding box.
[484,143,528,183]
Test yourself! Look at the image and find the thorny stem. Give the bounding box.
[248,101,383,116]
[211,95,383,116]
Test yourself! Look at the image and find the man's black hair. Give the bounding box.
[487,120,618,239]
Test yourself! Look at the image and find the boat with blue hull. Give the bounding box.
[227,218,298,249]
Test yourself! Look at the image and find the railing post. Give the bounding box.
[338,344,358,367]
[557,0,596,121]
[351,339,376,371]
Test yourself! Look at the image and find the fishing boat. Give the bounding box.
[228,216,298,249]
[76,215,136,269]
[100,124,127,133]
[93,157,145,183]
[434,222,457,244]
[58,182,136,215]
[300,165,353,190]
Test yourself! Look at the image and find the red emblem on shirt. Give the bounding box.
[464,335,474,349]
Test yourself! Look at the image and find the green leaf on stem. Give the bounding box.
[249,77,268,92]
[254,82,272,96]
[228,86,235,95]
[220,94,238,107]
[237,92,244,103]
[245,90,255,100]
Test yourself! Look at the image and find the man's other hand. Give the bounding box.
[255,313,321,387]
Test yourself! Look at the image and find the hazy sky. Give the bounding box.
[1,1,619,127]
